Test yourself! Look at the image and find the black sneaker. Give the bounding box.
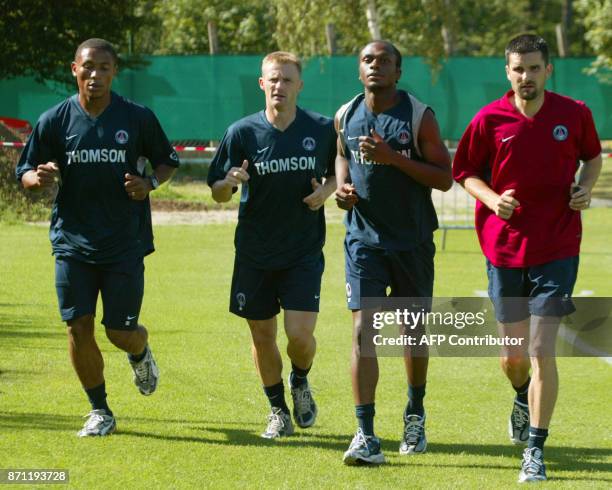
[509,399,530,445]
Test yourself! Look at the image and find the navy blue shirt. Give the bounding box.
[342,91,438,250]
[16,92,179,263]
[207,107,336,269]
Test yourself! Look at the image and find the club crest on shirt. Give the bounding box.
[115,129,129,144]
[396,128,411,145]
[552,125,568,141]
[302,137,316,151]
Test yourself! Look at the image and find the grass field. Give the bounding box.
[0,209,611,488]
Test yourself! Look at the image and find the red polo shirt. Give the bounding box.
[453,90,601,268]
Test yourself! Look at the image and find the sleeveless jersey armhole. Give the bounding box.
[407,93,429,159]
[337,93,363,147]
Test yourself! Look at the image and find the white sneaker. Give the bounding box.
[288,375,318,428]
[399,413,427,454]
[129,345,159,395]
[343,428,385,465]
[518,447,547,483]
[77,409,116,437]
[261,407,294,439]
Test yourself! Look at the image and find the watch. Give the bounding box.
[149,174,160,190]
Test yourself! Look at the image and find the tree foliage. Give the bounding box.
[0,0,143,86]
[151,0,277,54]
[576,0,612,82]
[1,0,606,85]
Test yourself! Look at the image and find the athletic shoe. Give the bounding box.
[261,407,294,439]
[77,409,116,437]
[509,399,530,445]
[343,428,385,465]
[288,374,318,428]
[518,447,547,483]
[399,413,427,454]
[128,345,159,396]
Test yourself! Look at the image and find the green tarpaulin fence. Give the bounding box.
[1,56,610,141]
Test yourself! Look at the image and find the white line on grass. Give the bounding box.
[558,325,612,366]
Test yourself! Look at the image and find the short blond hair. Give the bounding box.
[261,51,302,75]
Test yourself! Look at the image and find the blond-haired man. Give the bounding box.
[208,52,336,438]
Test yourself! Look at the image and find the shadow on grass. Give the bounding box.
[422,442,612,478]
[1,411,610,478]
[0,307,63,340]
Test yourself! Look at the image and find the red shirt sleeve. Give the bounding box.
[452,113,491,183]
[577,103,602,161]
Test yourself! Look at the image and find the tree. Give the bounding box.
[0,0,143,86]
[576,0,612,82]
[151,0,277,54]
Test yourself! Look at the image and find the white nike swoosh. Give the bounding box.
[314,295,320,299]
[501,135,516,142]
[256,146,269,153]
[127,315,137,320]
[66,134,78,140]
[347,136,360,140]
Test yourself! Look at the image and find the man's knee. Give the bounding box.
[529,353,557,371]
[105,326,144,349]
[248,320,277,349]
[352,313,376,358]
[501,355,529,371]
[67,315,95,343]
[286,327,314,351]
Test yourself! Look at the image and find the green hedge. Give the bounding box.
[0,149,53,223]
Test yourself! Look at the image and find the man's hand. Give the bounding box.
[223,159,250,188]
[32,162,60,189]
[490,189,520,219]
[335,183,359,211]
[124,173,152,200]
[358,129,395,164]
[569,184,591,211]
[303,178,326,211]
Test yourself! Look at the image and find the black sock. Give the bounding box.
[263,381,289,414]
[356,403,375,436]
[289,362,311,388]
[528,426,548,451]
[405,383,426,417]
[85,382,112,416]
[513,377,530,405]
[128,345,148,363]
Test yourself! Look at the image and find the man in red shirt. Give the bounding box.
[453,34,602,483]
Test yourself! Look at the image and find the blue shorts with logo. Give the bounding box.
[229,253,324,320]
[344,236,435,310]
[55,256,145,330]
[486,256,579,323]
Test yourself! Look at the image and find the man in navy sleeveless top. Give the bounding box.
[16,39,179,437]
[208,52,336,439]
[335,41,452,465]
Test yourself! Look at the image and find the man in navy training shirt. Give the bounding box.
[207,51,336,439]
[16,38,179,437]
[335,41,452,465]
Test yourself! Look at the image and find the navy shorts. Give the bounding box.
[55,256,145,330]
[486,256,579,323]
[344,237,435,310]
[229,253,324,320]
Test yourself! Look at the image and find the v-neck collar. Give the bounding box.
[260,107,301,134]
[503,89,550,121]
[71,92,116,122]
